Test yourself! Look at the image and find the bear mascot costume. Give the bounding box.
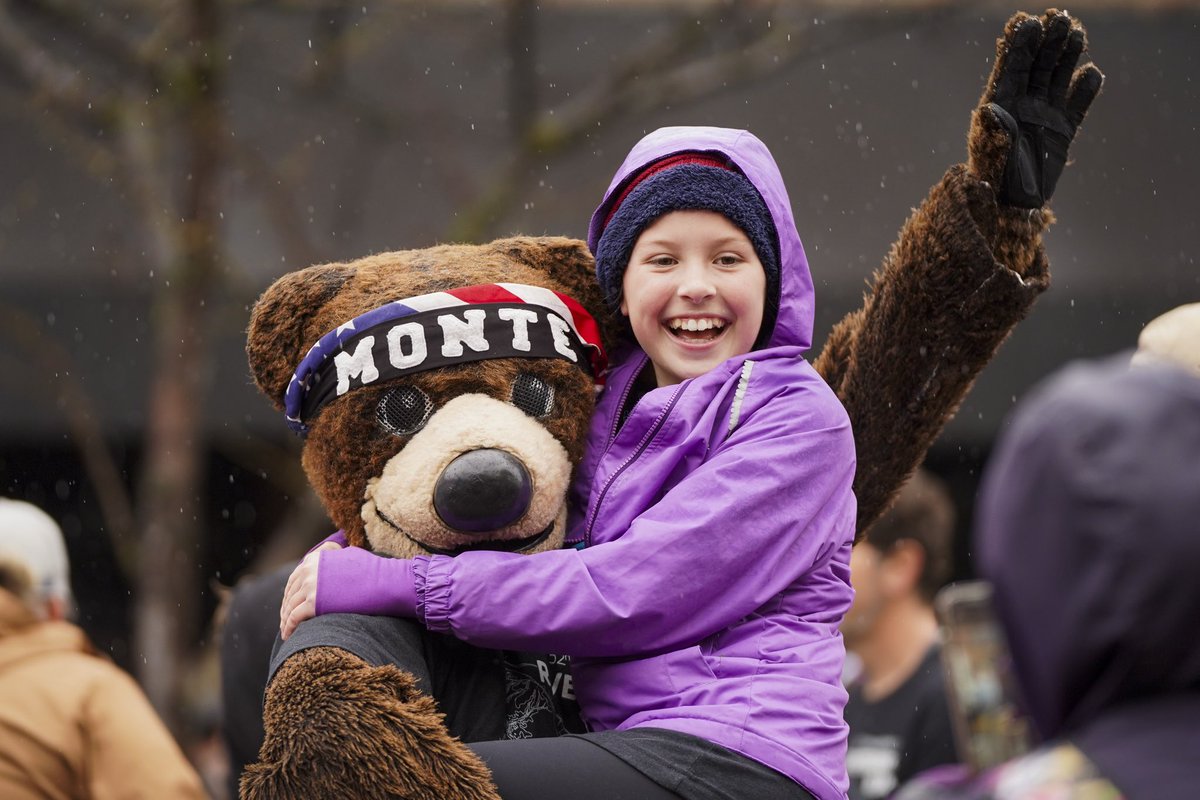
[238,10,1101,799]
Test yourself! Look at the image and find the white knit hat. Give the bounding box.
[0,498,72,605]
[1131,302,1200,377]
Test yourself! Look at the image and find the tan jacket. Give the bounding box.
[0,590,206,799]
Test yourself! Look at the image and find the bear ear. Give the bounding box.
[494,236,621,354]
[246,263,356,411]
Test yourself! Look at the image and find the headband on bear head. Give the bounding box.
[283,283,607,437]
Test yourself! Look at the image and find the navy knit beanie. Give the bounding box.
[593,154,781,343]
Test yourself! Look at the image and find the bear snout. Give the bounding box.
[361,393,572,558]
[434,449,532,533]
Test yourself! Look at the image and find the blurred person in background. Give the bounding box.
[0,497,206,800]
[1130,301,1200,376]
[218,563,292,799]
[896,354,1200,800]
[842,469,961,799]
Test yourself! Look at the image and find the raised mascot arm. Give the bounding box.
[814,8,1103,538]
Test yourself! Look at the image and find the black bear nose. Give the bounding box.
[433,449,532,533]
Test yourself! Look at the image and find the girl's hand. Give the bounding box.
[280,540,343,640]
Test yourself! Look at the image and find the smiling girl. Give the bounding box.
[619,209,766,386]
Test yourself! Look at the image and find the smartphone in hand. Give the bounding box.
[934,580,1033,773]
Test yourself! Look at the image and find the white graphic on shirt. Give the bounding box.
[846,733,901,800]
[503,663,566,739]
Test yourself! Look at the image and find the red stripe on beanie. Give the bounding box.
[601,153,733,232]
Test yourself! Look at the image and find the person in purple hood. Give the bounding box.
[894,354,1200,800]
[280,126,857,800]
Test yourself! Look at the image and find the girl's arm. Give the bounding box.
[290,375,855,657]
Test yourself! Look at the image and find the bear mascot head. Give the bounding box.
[246,236,615,562]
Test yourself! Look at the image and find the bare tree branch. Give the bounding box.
[307,0,353,93]
[227,138,329,269]
[9,0,162,85]
[450,1,960,242]
[507,0,538,140]
[0,80,121,179]
[122,0,228,733]
[447,0,767,241]
[0,1,119,124]
[112,101,178,274]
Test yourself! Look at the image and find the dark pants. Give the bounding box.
[269,613,813,800]
[471,736,683,799]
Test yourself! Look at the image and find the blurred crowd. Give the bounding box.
[844,301,1200,800]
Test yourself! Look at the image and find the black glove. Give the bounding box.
[974,10,1104,208]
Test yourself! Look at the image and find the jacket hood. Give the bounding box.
[975,355,1200,744]
[588,126,814,352]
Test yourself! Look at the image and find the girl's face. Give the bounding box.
[621,210,766,387]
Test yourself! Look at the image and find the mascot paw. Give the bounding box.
[968,8,1103,207]
[241,646,501,800]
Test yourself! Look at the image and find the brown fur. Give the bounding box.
[247,238,619,406]
[301,357,593,548]
[816,6,1103,538]
[814,165,1049,539]
[241,646,500,800]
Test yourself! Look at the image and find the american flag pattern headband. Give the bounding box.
[283,283,607,436]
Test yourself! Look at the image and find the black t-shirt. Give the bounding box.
[844,644,960,800]
[500,650,586,738]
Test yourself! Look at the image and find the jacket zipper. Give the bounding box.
[607,354,646,443]
[564,357,645,549]
[583,382,684,547]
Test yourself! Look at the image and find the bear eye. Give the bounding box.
[511,373,555,418]
[377,386,433,436]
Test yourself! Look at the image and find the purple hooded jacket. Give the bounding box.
[317,127,857,798]
[407,128,856,798]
